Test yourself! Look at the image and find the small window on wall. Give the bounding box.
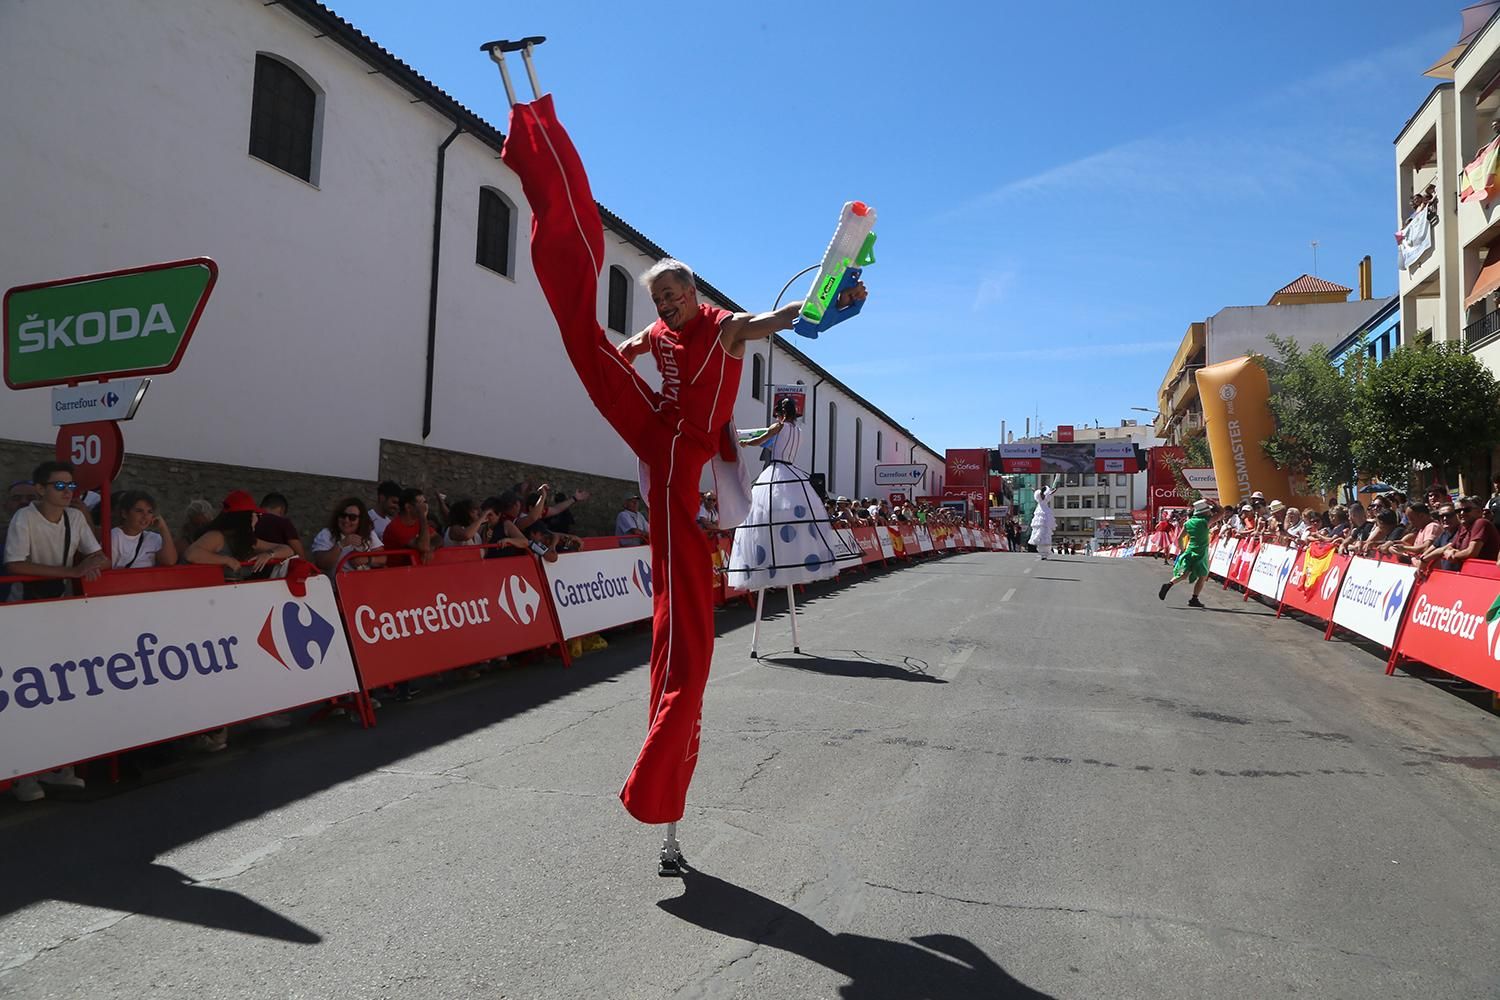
[249,54,320,183]
[1116,474,1128,486]
[752,354,764,401]
[607,266,630,333]
[476,187,515,277]
[1116,495,1127,508]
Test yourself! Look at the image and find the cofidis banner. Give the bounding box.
[543,546,655,640]
[1332,556,1416,648]
[335,557,559,687]
[0,576,360,780]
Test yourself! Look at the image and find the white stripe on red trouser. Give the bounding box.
[503,95,715,825]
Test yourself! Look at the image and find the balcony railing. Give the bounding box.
[1463,310,1500,353]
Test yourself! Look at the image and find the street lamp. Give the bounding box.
[764,264,820,423]
[1130,407,1160,416]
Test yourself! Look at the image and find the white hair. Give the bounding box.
[641,258,695,290]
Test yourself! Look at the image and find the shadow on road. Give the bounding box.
[759,650,945,683]
[658,869,1055,999]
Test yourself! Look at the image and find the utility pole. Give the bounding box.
[1311,240,1320,277]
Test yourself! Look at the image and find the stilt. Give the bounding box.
[749,588,766,658]
[480,35,547,107]
[659,821,686,877]
[787,585,802,654]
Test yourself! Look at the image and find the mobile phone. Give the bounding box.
[529,540,549,556]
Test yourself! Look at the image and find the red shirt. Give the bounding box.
[649,303,742,439]
[382,516,423,550]
[1455,515,1500,561]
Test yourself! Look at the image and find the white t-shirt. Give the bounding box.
[3,504,102,569]
[311,527,383,572]
[369,509,393,539]
[110,527,165,568]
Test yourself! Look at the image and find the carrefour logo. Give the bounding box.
[1277,555,1292,587]
[1382,580,1407,621]
[0,630,244,713]
[1320,565,1343,602]
[553,569,634,608]
[496,575,542,625]
[632,559,653,597]
[257,602,336,670]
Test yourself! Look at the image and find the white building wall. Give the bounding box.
[0,0,935,499]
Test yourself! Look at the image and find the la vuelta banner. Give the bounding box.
[1000,442,1041,474]
[1280,544,1347,621]
[1247,543,1297,601]
[1331,556,1416,649]
[1095,441,1139,474]
[335,556,560,688]
[1395,569,1500,693]
[0,576,361,781]
[543,546,654,640]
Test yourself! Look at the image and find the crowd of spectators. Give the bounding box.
[1182,475,1500,572]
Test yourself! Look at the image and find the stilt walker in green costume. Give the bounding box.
[1159,498,1213,607]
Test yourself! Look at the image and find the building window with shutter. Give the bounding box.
[248,54,320,183]
[752,354,764,401]
[476,187,515,277]
[607,266,630,333]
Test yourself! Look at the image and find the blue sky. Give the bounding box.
[332,0,1454,451]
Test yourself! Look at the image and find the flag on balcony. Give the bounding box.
[1399,210,1432,269]
[1460,136,1500,204]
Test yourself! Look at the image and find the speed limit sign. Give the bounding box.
[55,420,124,492]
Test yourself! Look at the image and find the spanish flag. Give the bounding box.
[1300,541,1337,594]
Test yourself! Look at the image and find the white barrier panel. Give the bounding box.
[543,546,655,640]
[1209,537,1236,577]
[878,530,896,559]
[916,528,934,553]
[831,528,863,569]
[1332,556,1417,648]
[0,576,360,781]
[1247,543,1297,602]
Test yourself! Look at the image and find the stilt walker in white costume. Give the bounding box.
[730,398,841,656]
[1029,484,1057,559]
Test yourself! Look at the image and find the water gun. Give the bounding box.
[790,201,877,339]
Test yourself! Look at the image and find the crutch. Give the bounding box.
[479,36,547,106]
[659,820,686,877]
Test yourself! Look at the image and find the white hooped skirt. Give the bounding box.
[727,461,841,591]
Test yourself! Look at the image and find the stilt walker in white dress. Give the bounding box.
[729,398,840,656]
[1029,484,1057,560]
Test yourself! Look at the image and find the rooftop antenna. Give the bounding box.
[1310,240,1320,277]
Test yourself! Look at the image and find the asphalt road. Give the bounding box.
[4,552,1500,999]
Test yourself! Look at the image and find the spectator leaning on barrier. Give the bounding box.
[255,493,306,560]
[1423,497,1500,570]
[112,490,178,569]
[1382,502,1436,560]
[1356,509,1400,556]
[4,461,107,600]
[178,498,215,552]
[445,499,493,547]
[382,487,434,558]
[370,480,402,539]
[616,494,649,540]
[186,491,296,578]
[311,497,385,575]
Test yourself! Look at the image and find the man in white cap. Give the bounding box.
[1159,497,1214,606]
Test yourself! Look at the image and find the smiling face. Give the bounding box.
[649,273,697,331]
[125,497,156,534]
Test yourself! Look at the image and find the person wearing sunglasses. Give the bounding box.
[311,497,385,575]
[1419,498,1500,571]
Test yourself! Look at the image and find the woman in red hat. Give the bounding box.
[185,490,295,578]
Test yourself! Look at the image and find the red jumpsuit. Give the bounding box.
[502,96,742,824]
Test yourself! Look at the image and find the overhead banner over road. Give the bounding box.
[0,576,360,781]
[1000,443,1040,473]
[1094,441,1139,474]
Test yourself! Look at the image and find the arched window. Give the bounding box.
[751,354,764,401]
[607,266,631,333]
[827,401,838,494]
[854,418,863,496]
[476,187,515,277]
[249,54,320,182]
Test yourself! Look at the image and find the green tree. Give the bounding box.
[1255,334,1368,494]
[1352,343,1500,487]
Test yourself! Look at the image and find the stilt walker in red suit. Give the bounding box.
[486,38,865,874]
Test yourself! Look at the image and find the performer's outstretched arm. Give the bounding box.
[720,283,868,354]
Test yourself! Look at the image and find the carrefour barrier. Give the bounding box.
[1330,556,1416,650]
[1393,568,1500,688]
[1209,536,1238,577]
[544,545,655,640]
[0,575,361,781]
[333,554,563,689]
[1277,546,1348,625]
[1247,543,1297,602]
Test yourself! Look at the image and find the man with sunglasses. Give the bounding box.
[1418,499,1498,571]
